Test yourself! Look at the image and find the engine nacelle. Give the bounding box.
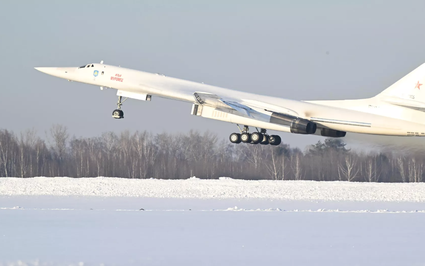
[321,128,346,138]
[270,113,317,134]
[290,118,317,134]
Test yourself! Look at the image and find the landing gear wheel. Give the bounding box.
[229,133,242,144]
[241,133,251,143]
[251,132,261,144]
[112,96,126,119]
[260,134,269,145]
[269,135,281,146]
[112,109,124,119]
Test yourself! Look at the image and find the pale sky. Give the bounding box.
[2,0,425,148]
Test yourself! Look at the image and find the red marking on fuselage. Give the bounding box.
[111,73,123,82]
[415,81,422,90]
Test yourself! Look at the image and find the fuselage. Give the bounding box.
[35,63,425,137]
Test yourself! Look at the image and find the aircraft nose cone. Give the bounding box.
[34,67,75,79]
[34,67,57,75]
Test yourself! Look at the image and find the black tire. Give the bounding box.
[260,134,269,145]
[251,132,261,144]
[229,133,241,144]
[241,133,251,143]
[112,109,124,119]
[269,135,281,146]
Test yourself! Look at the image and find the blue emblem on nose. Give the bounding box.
[93,70,99,77]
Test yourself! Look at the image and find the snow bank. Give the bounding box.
[0,177,424,202]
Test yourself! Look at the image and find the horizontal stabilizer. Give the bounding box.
[382,96,425,112]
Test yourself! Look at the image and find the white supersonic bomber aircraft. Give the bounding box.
[35,61,425,146]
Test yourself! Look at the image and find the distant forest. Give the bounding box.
[0,125,423,182]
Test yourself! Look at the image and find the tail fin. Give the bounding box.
[376,63,425,102]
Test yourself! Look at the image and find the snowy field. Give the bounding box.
[1,178,425,266]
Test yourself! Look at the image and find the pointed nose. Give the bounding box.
[34,67,57,75]
[34,67,76,79]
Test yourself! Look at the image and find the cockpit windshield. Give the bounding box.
[78,64,94,69]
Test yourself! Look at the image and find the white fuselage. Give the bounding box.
[35,63,425,137]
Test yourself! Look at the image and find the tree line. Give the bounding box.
[0,125,423,182]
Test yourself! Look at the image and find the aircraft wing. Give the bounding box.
[191,91,321,135]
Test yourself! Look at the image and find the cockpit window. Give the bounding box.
[78,64,94,68]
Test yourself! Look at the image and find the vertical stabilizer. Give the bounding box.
[377,63,425,102]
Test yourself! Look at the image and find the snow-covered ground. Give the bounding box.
[1,177,425,266]
[2,177,425,201]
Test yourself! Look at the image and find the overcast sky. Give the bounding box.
[2,0,425,149]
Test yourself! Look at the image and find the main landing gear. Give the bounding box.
[229,126,281,146]
[112,96,127,119]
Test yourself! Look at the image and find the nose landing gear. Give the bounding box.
[112,96,127,119]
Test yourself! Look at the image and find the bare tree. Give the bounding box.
[0,130,17,177]
[338,154,359,182]
[266,145,289,180]
[2,126,425,182]
[49,124,69,176]
[407,157,424,182]
[267,146,280,180]
[291,149,303,180]
[396,157,407,182]
[102,132,118,176]
[363,155,381,182]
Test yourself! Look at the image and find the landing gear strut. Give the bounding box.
[229,126,281,146]
[112,96,126,119]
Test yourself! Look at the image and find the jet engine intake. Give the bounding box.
[321,128,346,138]
[270,112,317,134]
